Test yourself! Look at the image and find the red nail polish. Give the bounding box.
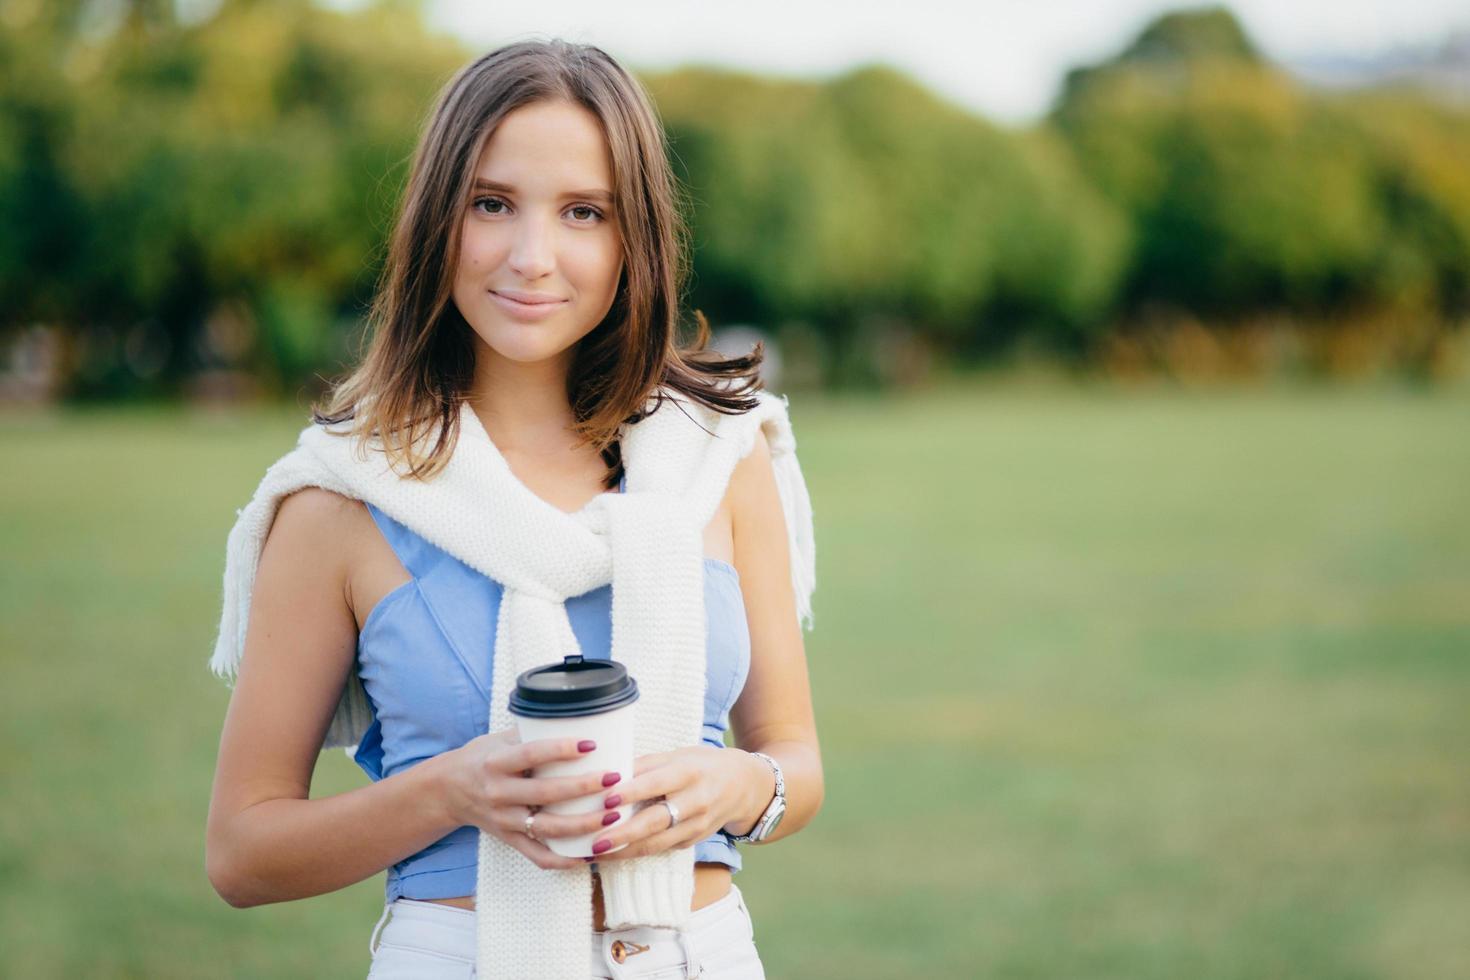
[602,772,621,787]
[578,740,596,753]
[592,839,613,854]
[604,794,622,809]
[602,811,620,826]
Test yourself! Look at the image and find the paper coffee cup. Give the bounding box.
[507,654,639,858]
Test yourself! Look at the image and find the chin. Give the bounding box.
[497,348,572,366]
[475,328,577,365]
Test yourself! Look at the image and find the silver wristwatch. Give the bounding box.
[728,751,786,844]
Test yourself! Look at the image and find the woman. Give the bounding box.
[204,39,822,979]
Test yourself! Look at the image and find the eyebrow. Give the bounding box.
[471,178,613,204]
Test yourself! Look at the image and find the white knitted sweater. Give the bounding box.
[207,384,816,978]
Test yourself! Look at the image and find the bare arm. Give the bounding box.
[204,488,462,907]
[722,426,825,843]
[204,488,614,908]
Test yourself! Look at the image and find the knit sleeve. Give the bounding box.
[745,391,818,632]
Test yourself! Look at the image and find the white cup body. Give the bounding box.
[513,701,636,858]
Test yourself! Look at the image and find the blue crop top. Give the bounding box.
[350,472,753,902]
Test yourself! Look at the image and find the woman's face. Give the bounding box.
[452,99,624,373]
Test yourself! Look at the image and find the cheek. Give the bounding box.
[570,236,623,293]
[457,223,500,276]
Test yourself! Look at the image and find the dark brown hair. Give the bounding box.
[312,39,764,486]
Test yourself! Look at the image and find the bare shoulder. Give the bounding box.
[270,487,408,636]
[271,485,362,541]
[729,425,775,508]
[254,486,372,633]
[267,487,370,575]
[728,423,792,587]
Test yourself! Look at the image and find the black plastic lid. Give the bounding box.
[507,654,640,718]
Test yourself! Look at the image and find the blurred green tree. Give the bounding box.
[2,1,1466,396]
[1052,4,1469,331]
[651,63,1128,380]
[3,0,461,398]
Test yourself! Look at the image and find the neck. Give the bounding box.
[468,347,580,455]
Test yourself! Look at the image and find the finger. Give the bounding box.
[503,803,622,841]
[499,767,622,808]
[633,750,674,776]
[503,830,588,871]
[588,797,686,860]
[591,815,706,863]
[606,763,686,809]
[502,735,600,773]
[488,810,588,870]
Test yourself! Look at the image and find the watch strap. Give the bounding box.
[729,751,784,843]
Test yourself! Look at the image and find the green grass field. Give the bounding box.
[2,379,1467,978]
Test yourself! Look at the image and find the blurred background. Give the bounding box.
[1,0,1467,976]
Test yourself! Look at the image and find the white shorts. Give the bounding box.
[366,882,766,979]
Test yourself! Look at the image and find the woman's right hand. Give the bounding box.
[435,729,622,870]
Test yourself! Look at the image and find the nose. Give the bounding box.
[507,210,556,281]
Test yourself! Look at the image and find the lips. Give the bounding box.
[492,290,564,305]
[489,289,568,320]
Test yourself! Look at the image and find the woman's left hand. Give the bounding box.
[589,746,766,861]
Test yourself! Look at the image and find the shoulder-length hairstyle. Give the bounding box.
[312,39,764,486]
